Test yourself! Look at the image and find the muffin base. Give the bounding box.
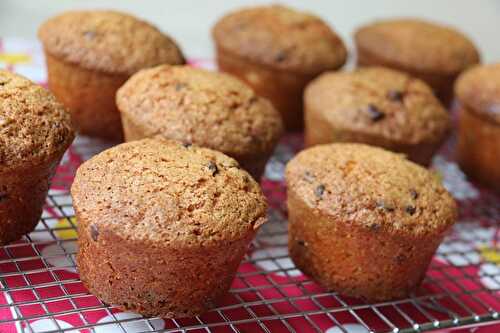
[77,212,255,318]
[234,153,271,181]
[45,52,127,141]
[304,105,444,166]
[356,46,456,106]
[215,46,316,131]
[287,188,446,301]
[457,105,500,192]
[0,160,60,245]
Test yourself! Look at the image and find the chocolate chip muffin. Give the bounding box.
[304,67,450,166]
[116,65,283,180]
[354,18,480,104]
[455,63,500,191]
[213,4,347,130]
[286,143,457,301]
[72,138,267,317]
[38,10,185,141]
[0,70,74,244]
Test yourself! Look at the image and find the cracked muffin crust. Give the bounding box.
[455,63,500,191]
[355,18,479,104]
[286,143,457,301]
[72,138,267,317]
[38,10,185,141]
[304,67,450,165]
[213,4,347,130]
[117,65,283,179]
[0,70,74,244]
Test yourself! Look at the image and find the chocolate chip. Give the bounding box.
[303,171,315,183]
[376,201,395,212]
[175,83,186,91]
[387,90,404,102]
[90,224,99,241]
[275,51,287,62]
[366,104,385,122]
[297,240,305,246]
[406,206,416,215]
[182,142,192,148]
[83,31,96,40]
[228,100,242,109]
[369,223,381,231]
[207,162,218,176]
[409,189,419,200]
[395,254,406,264]
[0,192,7,203]
[315,184,325,199]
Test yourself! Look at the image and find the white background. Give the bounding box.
[0,0,499,62]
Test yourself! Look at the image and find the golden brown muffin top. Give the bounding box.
[305,67,450,145]
[0,70,74,169]
[455,63,500,124]
[71,138,267,245]
[38,10,185,75]
[117,65,284,158]
[212,4,347,74]
[286,143,457,236]
[355,18,479,74]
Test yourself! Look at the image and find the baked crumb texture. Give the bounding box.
[455,63,500,191]
[72,138,268,317]
[117,65,283,179]
[355,18,479,103]
[38,10,185,141]
[213,4,347,130]
[286,143,457,301]
[304,67,450,165]
[0,70,74,244]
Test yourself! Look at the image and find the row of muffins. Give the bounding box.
[0,69,458,315]
[37,6,499,190]
[38,5,479,136]
[71,138,457,316]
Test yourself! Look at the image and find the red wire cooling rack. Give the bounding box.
[0,133,499,333]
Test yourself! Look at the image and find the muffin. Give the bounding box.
[116,65,283,180]
[38,10,185,141]
[455,63,500,191]
[213,4,347,130]
[0,70,74,244]
[354,18,480,104]
[72,138,267,317]
[304,67,450,166]
[286,143,457,301]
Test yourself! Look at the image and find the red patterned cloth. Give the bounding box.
[0,38,498,333]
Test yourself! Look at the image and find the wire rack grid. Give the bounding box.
[0,134,499,333]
